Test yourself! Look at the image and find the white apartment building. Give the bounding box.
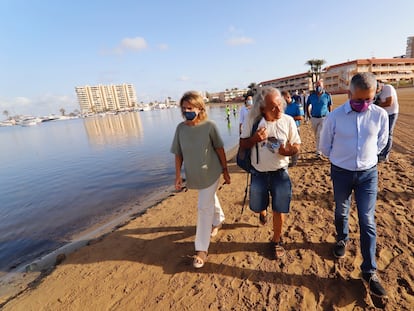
[75,84,137,114]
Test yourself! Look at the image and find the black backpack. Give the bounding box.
[236,119,260,172]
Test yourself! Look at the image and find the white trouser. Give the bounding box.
[311,117,325,153]
[195,178,225,252]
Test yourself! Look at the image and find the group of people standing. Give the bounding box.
[170,72,398,299]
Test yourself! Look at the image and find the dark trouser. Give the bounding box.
[331,164,378,273]
[290,127,300,165]
[379,113,398,160]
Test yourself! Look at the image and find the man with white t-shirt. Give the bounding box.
[239,87,301,259]
[375,81,399,162]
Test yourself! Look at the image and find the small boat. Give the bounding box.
[0,120,16,127]
[18,117,42,127]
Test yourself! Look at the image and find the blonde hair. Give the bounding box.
[179,91,207,121]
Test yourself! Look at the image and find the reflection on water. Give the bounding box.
[0,106,240,275]
[83,112,143,146]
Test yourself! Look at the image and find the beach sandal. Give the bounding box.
[259,212,267,225]
[211,223,223,237]
[193,251,208,269]
[272,241,285,259]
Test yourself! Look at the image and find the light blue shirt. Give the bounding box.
[319,101,389,171]
[307,92,332,117]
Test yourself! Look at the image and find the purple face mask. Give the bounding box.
[350,99,372,112]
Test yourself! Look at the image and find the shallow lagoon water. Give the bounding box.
[0,106,240,274]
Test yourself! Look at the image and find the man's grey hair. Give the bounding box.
[349,72,377,93]
[248,86,285,122]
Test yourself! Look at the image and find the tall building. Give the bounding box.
[75,84,137,114]
[406,36,414,58]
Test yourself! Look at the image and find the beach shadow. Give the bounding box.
[291,191,334,211]
[60,223,371,309]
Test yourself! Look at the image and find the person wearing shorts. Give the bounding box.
[239,86,301,259]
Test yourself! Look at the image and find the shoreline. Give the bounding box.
[0,145,240,304]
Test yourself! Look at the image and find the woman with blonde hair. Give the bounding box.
[170,91,231,268]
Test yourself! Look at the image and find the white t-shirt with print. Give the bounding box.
[241,114,301,172]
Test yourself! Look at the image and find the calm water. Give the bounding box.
[0,106,240,274]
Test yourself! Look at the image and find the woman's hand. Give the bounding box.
[222,169,231,185]
[175,176,183,190]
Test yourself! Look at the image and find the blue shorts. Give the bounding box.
[249,168,292,214]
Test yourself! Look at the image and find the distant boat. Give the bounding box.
[40,115,60,122]
[18,117,42,127]
[139,105,151,111]
[0,120,16,127]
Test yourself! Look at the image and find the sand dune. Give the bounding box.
[1,88,413,310]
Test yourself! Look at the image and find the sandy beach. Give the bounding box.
[1,88,413,310]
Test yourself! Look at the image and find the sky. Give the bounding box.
[1,0,413,117]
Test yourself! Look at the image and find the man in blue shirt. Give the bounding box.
[282,90,304,166]
[306,80,332,158]
[319,72,389,298]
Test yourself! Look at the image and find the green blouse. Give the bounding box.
[171,120,224,189]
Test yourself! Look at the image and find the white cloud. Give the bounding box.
[120,37,148,51]
[225,25,254,46]
[157,43,168,50]
[102,36,149,55]
[226,36,254,46]
[177,75,190,81]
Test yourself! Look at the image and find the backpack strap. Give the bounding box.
[251,119,261,164]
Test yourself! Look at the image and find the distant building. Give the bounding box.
[75,84,137,114]
[259,72,312,94]
[259,58,414,95]
[207,88,248,102]
[406,36,414,58]
[323,58,414,93]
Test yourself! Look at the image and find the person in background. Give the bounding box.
[225,104,231,122]
[282,90,304,166]
[292,90,302,105]
[319,72,389,298]
[170,91,231,269]
[239,94,253,134]
[375,80,399,162]
[301,90,309,122]
[240,87,301,259]
[306,80,332,158]
[232,103,238,116]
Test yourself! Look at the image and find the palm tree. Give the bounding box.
[59,108,66,116]
[305,59,326,86]
[3,110,9,119]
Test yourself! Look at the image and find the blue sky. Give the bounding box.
[1,0,413,116]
